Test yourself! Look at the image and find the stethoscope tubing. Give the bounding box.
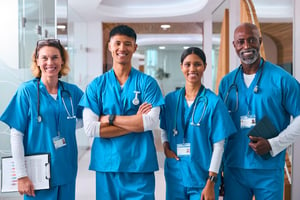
[224,59,265,113]
[37,79,75,122]
[173,86,207,136]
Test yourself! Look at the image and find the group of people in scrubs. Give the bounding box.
[1,22,300,200]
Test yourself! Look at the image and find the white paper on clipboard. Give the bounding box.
[1,153,50,193]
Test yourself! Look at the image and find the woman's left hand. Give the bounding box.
[201,180,215,200]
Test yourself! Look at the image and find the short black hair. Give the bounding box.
[180,47,206,64]
[109,25,137,41]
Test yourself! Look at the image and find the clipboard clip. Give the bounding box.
[45,163,51,179]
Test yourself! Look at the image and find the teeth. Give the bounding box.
[117,53,126,56]
[188,73,197,77]
[45,67,56,71]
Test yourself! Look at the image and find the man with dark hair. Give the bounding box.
[79,24,164,200]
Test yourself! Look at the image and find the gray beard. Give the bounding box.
[239,48,259,65]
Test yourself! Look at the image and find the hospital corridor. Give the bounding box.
[1,1,300,199]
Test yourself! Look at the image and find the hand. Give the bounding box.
[201,180,215,200]
[137,102,152,115]
[163,142,179,160]
[99,115,109,127]
[248,136,272,155]
[17,176,35,197]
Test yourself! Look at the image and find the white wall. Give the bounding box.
[86,22,103,84]
[203,18,213,90]
[0,1,18,69]
[292,0,300,199]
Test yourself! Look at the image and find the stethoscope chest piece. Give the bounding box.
[173,129,178,136]
[132,98,139,105]
[132,91,140,105]
[253,85,259,93]
[37,115,42,123]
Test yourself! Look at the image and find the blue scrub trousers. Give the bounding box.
[165,158,220,200]
[165,175,220,200]
[166,181,203,200]
[24,181,76,200]
[96,171,155,200]
[224,166,284,200]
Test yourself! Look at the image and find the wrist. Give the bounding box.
[163,142,170,150]
[207,175,218,184]
[108,114,116,125]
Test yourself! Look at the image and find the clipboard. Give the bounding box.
[1,153,50,193]
[248,116,278,160]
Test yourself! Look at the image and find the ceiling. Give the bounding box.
[67,0,294,64]
[68,0,293,23]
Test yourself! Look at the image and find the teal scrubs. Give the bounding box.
[79,67,164,200]
[0,78,83,200]
[160,86,236,200]
[219,59,300,200]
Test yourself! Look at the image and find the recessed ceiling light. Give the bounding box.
[160,24,171,30]
[183,46,189,49]
[57,25,66,30]
[159,46,166,49]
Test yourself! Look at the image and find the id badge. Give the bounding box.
[240,115,256,128]
[177,143,191,156]
[53,136,67,149]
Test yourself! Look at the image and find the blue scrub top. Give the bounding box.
[219,59,300,170]
[79,67,164,172]
[160,86,236,188]
[0,78,84,186]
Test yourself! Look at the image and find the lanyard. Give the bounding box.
[243,59,264,115]
[54,90,61,136]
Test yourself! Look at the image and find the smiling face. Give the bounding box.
[108,34,137,67]
[37,46,63,79]
[180,53,206,85]
[233,23,262,65]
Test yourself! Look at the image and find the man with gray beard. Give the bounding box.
[218,22,300,200]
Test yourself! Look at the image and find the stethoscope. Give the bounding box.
[173,86,208,136]
[224,58,265,113]
[37,79,75,123]
[132,91,140,105]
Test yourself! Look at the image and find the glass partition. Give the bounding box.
[0,1,56,198]
[136,43,202,96]
[0,0,89,197]
[18,0,56,69]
